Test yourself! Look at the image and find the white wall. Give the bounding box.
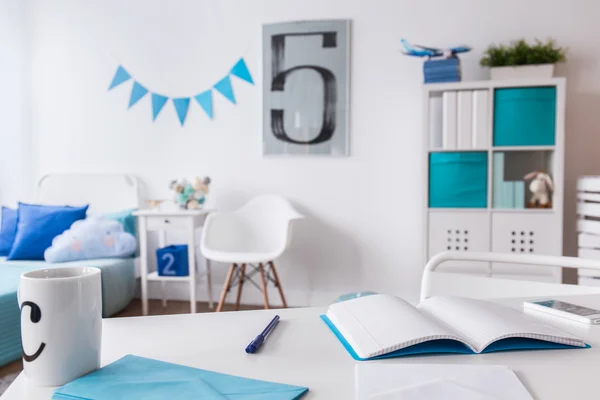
[0,0,31,206]
[23,0,600,304]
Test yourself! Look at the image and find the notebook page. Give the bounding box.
[418,296,586,353]
[327,294,470,359]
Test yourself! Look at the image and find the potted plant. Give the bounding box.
[480,38,567,80]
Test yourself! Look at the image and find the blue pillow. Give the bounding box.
[103,208,137,238]
[0,207,18,256]
[7,203,89,261]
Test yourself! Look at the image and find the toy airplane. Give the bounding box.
[401,39,471,59]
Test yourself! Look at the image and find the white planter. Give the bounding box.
[490,64,555,80]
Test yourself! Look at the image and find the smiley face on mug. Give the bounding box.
[21,301,46,362]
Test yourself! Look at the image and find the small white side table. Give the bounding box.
[133,209,213,315]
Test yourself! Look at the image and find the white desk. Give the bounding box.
[4,294,600,399]
[133,209,213,315]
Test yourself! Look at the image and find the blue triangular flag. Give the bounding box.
[151,94,169,121]
[129,82,149,108]
[213,76,236,104]
[230,58,254,85]
[108,66,131,90]
[173,98,191,126]
[194,90,213,119]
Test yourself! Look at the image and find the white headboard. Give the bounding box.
[35,174,142,214]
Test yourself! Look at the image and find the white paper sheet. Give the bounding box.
[355,364,533,400]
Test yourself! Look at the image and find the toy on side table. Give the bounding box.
[524,171,554,208]
[169,177,211,210]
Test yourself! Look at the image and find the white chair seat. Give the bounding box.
[201,248,280,264]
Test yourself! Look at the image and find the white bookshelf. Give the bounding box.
[423,78,566,283]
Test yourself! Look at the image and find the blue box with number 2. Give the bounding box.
[156,245,189,277]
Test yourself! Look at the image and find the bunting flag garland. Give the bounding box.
[230,58,254,85]
[172,98,191,126]
[194,90,214,119]
[151,94,169,121]
[108,58,254,126]
[128,82,148,108]
[213,76,236,104]
[108,66,131,90]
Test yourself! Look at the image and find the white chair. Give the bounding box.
[200,195,304,312]
[420,251,600,302]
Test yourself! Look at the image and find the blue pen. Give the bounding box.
[245,315,280,354]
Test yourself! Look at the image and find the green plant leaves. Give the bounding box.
[480,38,567,67]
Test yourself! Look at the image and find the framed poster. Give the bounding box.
[263,20,351,156]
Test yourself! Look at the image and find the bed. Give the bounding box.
[0,174,142,366]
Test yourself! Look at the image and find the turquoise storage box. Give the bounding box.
[429,152,488,208]
[493,87,556,146]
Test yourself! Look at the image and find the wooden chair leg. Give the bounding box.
[234,264,246,311]
[216,264,236,312]
[258,263,270,309]
[269,261,288,308]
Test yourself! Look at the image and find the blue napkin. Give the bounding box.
[53,355,309,400]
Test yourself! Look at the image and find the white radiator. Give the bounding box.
[578,176,600,279]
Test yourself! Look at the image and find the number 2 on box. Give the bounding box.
[162,253,176,275]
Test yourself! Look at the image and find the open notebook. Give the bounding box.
[321,295,588,361]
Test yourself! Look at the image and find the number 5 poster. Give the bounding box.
[262,20,351,156]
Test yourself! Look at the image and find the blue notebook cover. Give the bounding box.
[424,58,459,68]
[424,72,460,79]
[53,355,309,400]
[320,315,588,361]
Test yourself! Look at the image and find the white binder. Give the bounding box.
[457,91,473,149]
[472,90,489,148]
[442,91,457,149]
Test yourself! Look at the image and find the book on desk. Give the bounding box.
[321,294,588,361]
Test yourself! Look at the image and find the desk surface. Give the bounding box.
[4,295,600,399]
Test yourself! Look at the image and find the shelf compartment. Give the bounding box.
[428,211,490,254]
[492,150,554,210]
[491,213,561,277]
[428,211,491,273]
[493,87,556,147]
[428,90,490,152]
[429,152,488,208]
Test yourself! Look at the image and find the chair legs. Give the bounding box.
[259,263,270,309]
[234,264,246,311]
[216,261,288,312]
[216,264,236,312]
[268,261,288,308]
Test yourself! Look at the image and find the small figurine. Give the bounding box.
[169,177,211,210]
[524,171,554,208]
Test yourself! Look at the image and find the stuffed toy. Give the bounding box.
[169,177,211,209]
[524,171,554,208]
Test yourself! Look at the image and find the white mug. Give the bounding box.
[19,267,102,386]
